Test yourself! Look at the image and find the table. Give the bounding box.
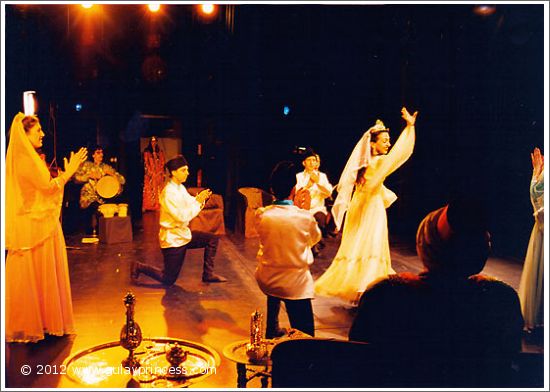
[99,216,133,244]
[62,337,220,388]
[223,329,310,388]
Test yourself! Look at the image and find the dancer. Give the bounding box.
[255,161,321,338]
[315,107,417,303]
[518,147,544,331]
[131,155,227,285]
[142,136,166,212]
[6,112,87,342]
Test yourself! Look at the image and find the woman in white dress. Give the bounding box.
[315,107,417,303]
[518,147,544,331]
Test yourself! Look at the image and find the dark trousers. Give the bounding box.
[266,295,315,338]
[137,231,219,286]
[313,211,329,240]
[82,202,100,235]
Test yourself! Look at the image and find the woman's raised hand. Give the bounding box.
[531,147,544,178]
[64,147,88,179]
[401,107,418,127]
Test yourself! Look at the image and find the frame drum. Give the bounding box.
[96,176,120,199]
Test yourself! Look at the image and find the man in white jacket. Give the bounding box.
[295,149,333,255]
[255,161,321,338]
[131,155,227,285]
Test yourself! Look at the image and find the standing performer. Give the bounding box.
[142,136,166,212]
[295,149,333,256]
[518,147,544,332]
[6,112,87,342]
[315,107,418,303]
[255,161,321,338]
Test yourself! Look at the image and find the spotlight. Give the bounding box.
[148,4,161,13]
[283,105,290,116]
[199,4,216,16]
[75,103,83,112]
[81,3,93,9]
[473,5,496,17]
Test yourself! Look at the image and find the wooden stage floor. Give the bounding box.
[4,211,545,388]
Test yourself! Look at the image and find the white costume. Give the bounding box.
[315,119,415,303]
[518,171,544,329]
[296,170,333,215]
[254,204,321,299]
[158,180,202,248]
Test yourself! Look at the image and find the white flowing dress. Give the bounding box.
[518,172,544,329]
[315,125,415,303]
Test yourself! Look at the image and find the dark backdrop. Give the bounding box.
[4,3,545,259]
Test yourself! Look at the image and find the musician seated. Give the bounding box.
[294,149,333,256]
[74,145,126,235]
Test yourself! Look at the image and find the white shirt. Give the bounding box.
[254,204,322,299]
[158,180,202,248]
[296,170,333,215]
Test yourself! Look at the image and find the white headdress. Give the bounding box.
[331,120,388,230]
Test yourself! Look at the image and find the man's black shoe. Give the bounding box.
[130,261,140,283]
[202,273,228,283]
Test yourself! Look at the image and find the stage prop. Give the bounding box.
[235,187,275,238]
[62,293,220,388]
[187,187,226,236]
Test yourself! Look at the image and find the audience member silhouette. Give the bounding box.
[348,199,524,387]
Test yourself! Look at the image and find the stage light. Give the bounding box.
[81,3,93,9]
[23,91,36,116]
[200,4,216,16]
[148,4,161,13]
[75,103,83,112]
[283,105,290,116]
[473,5,496,17]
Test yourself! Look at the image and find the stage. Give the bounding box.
[4,211,544,388]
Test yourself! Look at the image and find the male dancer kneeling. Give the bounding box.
[131,155,227,285]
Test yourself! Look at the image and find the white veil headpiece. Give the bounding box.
[331,120,388,230]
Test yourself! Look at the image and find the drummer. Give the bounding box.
[74,145,126,235]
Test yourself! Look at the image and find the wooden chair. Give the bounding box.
[236,187,274,238]
[187,187,226,236]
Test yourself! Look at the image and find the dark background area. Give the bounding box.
[3,3,545,259]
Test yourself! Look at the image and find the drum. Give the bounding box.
[294,187,311,210]
[96,175,120,199]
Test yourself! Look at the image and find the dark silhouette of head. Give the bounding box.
[270,161,297,200]
[416,197,491,278]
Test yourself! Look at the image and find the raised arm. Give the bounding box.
[363,107,418,193]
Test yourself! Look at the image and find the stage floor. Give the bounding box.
[4,211,544,388]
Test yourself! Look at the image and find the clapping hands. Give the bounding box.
[64,148,88,179]
[531,147,544,179]
[196,189,213,205]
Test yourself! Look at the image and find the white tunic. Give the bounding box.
[254,204,322,299]
[158,180,202,248]
[295,171,333,215]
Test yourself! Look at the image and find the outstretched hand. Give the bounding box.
[401,107,418,127]
[63,147,88,179]
[531,147,544,178]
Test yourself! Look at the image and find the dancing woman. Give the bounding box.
[6,112,87,342]
[518,147,544,331]
[315,107,418,303]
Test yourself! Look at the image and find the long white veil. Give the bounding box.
[331,120,388,230]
